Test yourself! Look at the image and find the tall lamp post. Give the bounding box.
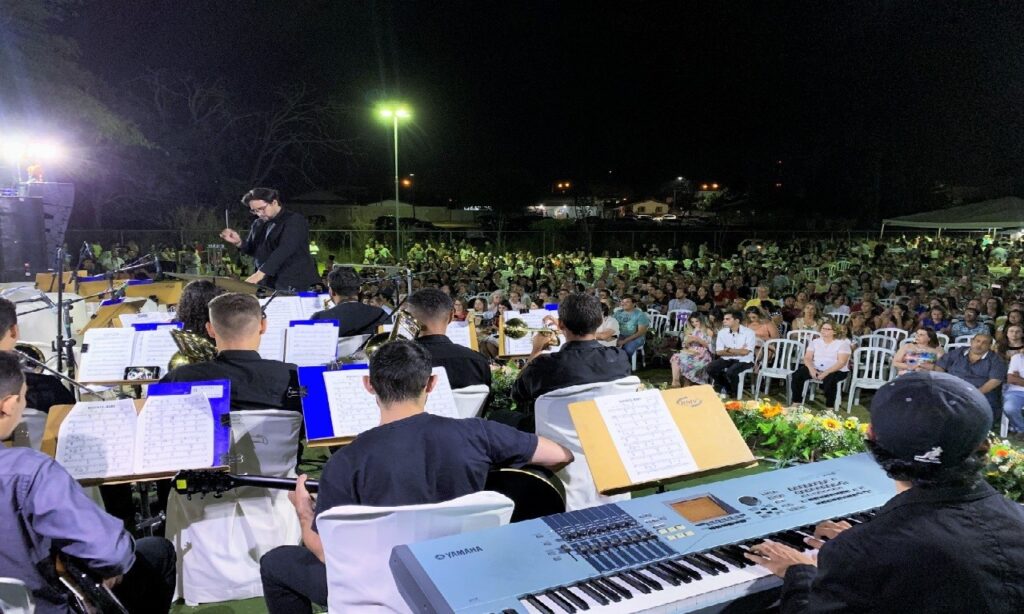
[377,103,411,259]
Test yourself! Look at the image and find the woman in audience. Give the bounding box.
[997,309,1024,342]
[878,302,915,332]
[828,294,851,316]
[452,298,469,322]
[595,302,620,348]
[919,305,951,335]
[694,285,714,314]
[892,327,945,376]
[847,311,873,340]
[791,303,823,331]
[790,318,851,407]
[996,323,1024,362]
[745,306,779,346]
[670,313,714,387]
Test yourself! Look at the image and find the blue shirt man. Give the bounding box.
[935,334,1007,425]
[613,296,650,357]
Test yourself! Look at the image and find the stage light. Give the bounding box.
[2,139,26,164]
[31,141,63,162]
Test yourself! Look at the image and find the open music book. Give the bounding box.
[258,295,338,365]
[54,394,216,481]
[569,385,756,494]
[498,308,565,357]
[77,322,183,382]
[298,365,461,442]
[378,320,479,351]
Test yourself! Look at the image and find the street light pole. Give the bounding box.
[392,114,400,259]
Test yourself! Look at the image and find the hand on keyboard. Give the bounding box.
[804,519,853,549]
[743,540,816,577]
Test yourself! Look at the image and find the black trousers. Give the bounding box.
[791,366,848,407]
[114,537,176,613]
[260,545,328,614]
[706,359,753,397]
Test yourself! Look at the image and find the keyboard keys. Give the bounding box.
[524,595,554,614]
[556,587,589,611]
[575,582,608,606]
[599,577,632,600]
[617,572,650,594]
[630,569,663,590]
[544,590,576,613]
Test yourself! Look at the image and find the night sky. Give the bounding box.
[61,0,1024,209]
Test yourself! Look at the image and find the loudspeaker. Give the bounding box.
[0,196,47,283]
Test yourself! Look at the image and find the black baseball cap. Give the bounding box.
[869,371,991,467]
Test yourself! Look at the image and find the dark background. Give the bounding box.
[2,0,1023,226]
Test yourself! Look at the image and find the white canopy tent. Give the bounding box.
[880,196,1024,236]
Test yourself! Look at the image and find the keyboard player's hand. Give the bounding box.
[804,519,853,550]
[744,540,816,577]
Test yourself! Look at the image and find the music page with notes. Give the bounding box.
[55,399,138,480]
[133,393,215,474]
[77,328,136,382]
[284,321,339,366]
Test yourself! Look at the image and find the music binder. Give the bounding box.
[497,306,564,357]
[124,279,184,304]
[298,364,462,447]
[77,321,183,383]
[148,379,233,467]
[80,298,146,331]
[569,385,756,495]
[377,320,480,352]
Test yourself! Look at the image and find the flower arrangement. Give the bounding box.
[487,362,521,413]
[986,439,1024,503]
[725,398,867,463]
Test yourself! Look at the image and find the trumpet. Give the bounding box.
[504,318,561,347]
[363,309,423,357]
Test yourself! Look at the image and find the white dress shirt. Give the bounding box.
[715,324,757,363]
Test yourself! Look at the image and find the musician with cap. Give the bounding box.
[161,293,301,411]
[0,351,177,613]
[311,266,389,337]
[405,287,491,389]
[744,371,1024,613]
[220,187,320,291]
[259,340,573,614]
[0,297,75,413]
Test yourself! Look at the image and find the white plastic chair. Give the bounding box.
[0,577,33,614]
[1000,415,1010,438]
[535,377,641,511]
[337,334,372,358]
[937,333,950,349]
[944,342,970,354]
[649,313,669,336]
[753,339,803,404]
[778,320,789,337]
[827,312,850,325]
[10,408,46,450]
[631,345,646,371]
[858,334,899,354]
[167,410,304,605]
[875,327,909,345]
[451,385,489,418]
[786,329,821,350]
[318,491,514,613]
[666,309,691,334]
[877,298,896,309]
[802,376,848,412]
[846,347,894,413]
[954,334,975,345]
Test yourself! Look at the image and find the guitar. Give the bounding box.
[56,554,129,614]
[172,465,565,522]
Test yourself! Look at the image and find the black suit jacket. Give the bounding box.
[416,334,492,390]
[311,301,389,337]
[240,208,320,291]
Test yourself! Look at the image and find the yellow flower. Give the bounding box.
[760,405,783,419]
[859,424,870,434]
[821,418,841,431]
[844,419,857,430]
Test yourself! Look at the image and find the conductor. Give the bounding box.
[220,187,320,291]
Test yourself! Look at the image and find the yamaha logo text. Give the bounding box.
[434,546,483,561]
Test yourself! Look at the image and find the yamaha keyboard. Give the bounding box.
[391,453,896,613]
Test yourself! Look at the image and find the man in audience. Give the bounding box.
[510,292,632,430]
[0,298,75,412]
[933,333,1007,426]
[0,352,177,613]
[405,288,491,389]
[706,309,757,397]
[950,305,991,339]
[745,372,1024,612]
[162,293,302,411]
[259,341,572,614]
[613,295,649,358]
[312,266,389,337]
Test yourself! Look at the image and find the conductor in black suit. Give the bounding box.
[220,187,320,291]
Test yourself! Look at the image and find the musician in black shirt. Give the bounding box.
[259,340,572,614]
[406,288,492,390]
[311,266,388,337]
[508,292,631,430]
[745,372,1024,613]
[161,293,301,411]
[0,298,75,413]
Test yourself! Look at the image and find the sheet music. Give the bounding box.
[55,400,138,479]
[322,370,381,436]
[260,296,304,329]
[445,322,474,349]
[423,367,460,418]
[134,393,215,474]
[595,390,698,484]
[257,328,287,361]
[119,311,175,327]
[502,309,560,356]
[131,327,180,368]
[299,294,329,318]
[77,328,137,382]
[285,323,339,366]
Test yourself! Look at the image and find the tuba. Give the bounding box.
[363,310,422,357]
[167,328,217,372]
[504,318,560,347]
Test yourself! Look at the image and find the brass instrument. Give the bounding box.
[168,328,217,371]
[503,318,561,347]
[363,310,422,357]
[14,343,46,364]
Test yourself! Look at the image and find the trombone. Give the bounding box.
[363,309,423,357]
[503,317,561,347]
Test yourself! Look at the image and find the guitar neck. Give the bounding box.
[230,474,320,493]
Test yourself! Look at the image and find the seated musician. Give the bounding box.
[312,266,388,337]
[0,297,75,412]
[507,292,631,431]
[0,351,176,613]
[406,288,492,389]
[745,371,1024,613]
[173,279,225,341]
[161,293,301,411]
[259,340,572,614]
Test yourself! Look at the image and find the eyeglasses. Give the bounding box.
[250,204,270,216]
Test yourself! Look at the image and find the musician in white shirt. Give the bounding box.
[706,310,757,397]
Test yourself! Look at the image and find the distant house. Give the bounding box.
[529,196,603,219]
[615,199,669,217]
